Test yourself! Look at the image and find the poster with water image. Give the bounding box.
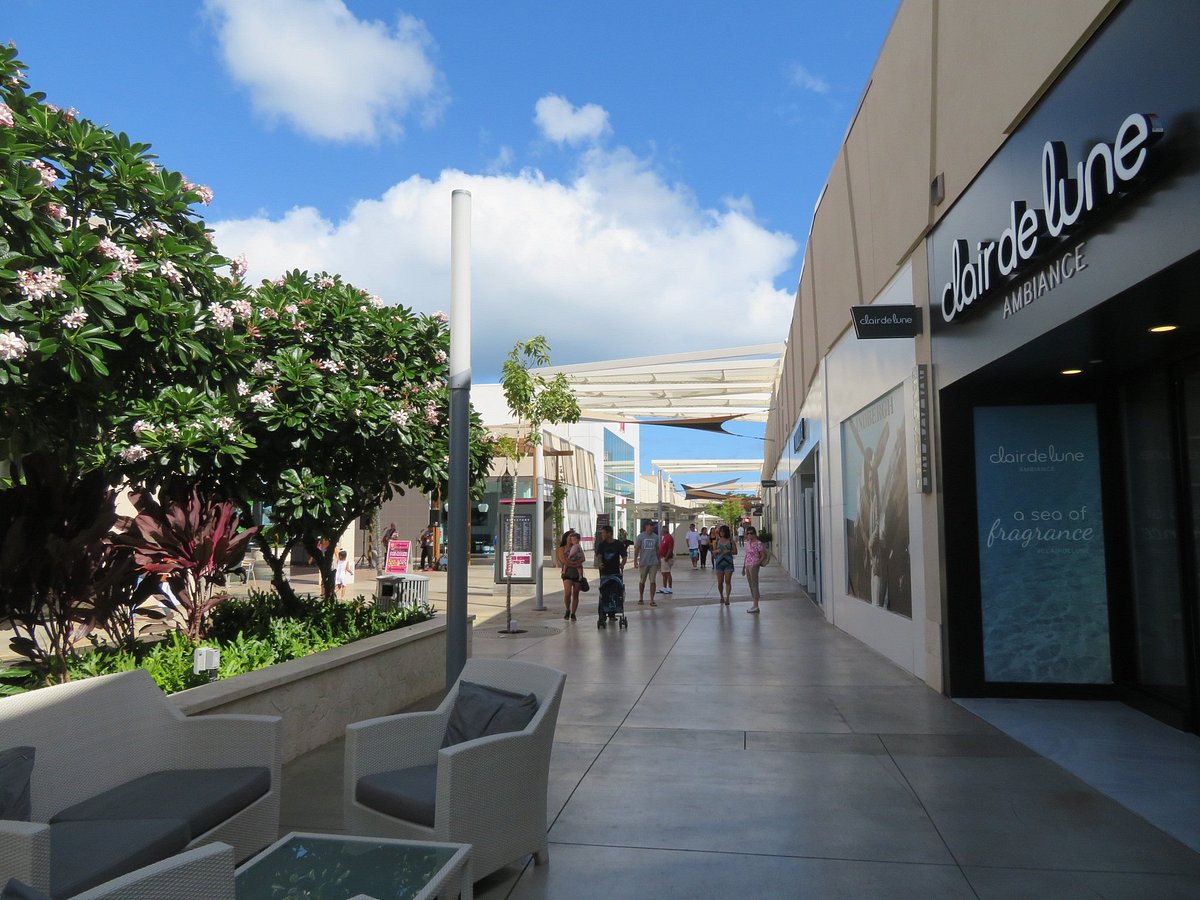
[973,404,1111,683]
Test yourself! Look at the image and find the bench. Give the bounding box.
[0,669,280,898]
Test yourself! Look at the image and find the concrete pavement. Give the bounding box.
[279,559,1200,898]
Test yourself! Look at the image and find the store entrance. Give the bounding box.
[1117,361,1200,730]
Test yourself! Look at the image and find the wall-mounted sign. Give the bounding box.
[939,112,1162,325]
[851,305,923,339]
[792,418,806,452]
[913,365,932,493]
[761,479,778,488]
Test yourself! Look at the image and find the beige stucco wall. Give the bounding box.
[764,0,1121,691]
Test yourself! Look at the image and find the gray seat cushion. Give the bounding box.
[49,817,189,898]
[49,767,269,838]
[356,764,437,827]
[0,747,35,821]
[441,681,539,748]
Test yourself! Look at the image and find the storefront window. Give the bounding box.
[973,404,1111,683]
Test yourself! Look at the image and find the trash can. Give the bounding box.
[375,574,404,612]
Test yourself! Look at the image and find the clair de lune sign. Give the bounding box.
[940,112,1162,324]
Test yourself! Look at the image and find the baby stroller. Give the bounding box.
[597,573,627,629]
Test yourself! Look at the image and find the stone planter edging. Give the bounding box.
[170,614,472,762]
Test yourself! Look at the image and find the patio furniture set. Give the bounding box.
[0,658,565,899]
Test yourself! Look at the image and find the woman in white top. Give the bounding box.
[697,527,711,569]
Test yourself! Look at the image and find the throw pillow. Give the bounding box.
[0,747,35,822]
[441,681,539,748]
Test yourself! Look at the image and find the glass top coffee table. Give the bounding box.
[235,832,472,900]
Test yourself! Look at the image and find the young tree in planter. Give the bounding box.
[707,497,748,530]
[206,270,494,605]
[495,337,580,634]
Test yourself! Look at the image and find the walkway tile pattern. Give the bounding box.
[281,561,1200,899]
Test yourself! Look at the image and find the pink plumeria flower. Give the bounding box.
[0,331,30,361]
[45,203,68,221]
[208,303,234,330]
[120,445,149,463]
[60,307,87,329]
[28,159,57,188]
[0,103,14,128]
[17,268,64,302]
[158,261,183,286]
[229,255,249,281]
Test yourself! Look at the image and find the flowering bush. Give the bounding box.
[200,269,493,600]
[0,45,494,620]
[0,44,246,479]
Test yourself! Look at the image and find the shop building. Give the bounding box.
[763,0,1200,732]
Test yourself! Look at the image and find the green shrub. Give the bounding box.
[54,589,437,694]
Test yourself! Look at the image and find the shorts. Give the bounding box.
[689,548,699,560]
[660,555,674,572]
[638,564,659,585]
[714,557,735,574]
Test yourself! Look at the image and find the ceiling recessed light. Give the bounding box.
[1061,368,1083,376]
[1149,324,1178,333]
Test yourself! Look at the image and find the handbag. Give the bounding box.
[579,576,590,592]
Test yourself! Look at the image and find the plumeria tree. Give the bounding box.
[183,269,494,605]
[0,45,493,628]
[0,44,246,482]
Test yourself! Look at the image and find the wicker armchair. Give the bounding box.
[344,658,566,881]
[69,843,234,900]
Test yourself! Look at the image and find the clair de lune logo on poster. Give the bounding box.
[940,112,1162,324]
[987,445,1085,466]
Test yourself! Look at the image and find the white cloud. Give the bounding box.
[790,63,830,94]
[534,94,611,146]
[211,147,797,374]
[204,0,445,142]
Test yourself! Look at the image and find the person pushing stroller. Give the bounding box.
[593,525,628,629]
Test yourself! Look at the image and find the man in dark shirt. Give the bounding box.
[594,525,627,575]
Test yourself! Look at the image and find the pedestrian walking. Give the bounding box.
[633,521,661,606]
[333,548,354,600]
[658,528,675,594]
[685,523,700,569]
[698,526,711,569]
[557,531,585,621]
[737,523,746,546]
[742,526,766,613]
[711,524,737,605]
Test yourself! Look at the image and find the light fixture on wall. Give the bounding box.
[1148,324,1178,333]
[1061,368,1083,376]
[930,172,945,206]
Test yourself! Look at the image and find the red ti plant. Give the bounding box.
[111,479,258,640]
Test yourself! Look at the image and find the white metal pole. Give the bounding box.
[533,441,546,610]
[446,189,471,687]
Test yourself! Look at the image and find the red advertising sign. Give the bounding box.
[384,539,411,574]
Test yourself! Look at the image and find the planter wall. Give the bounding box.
[171,614,472,763]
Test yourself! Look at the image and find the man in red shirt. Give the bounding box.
[658,528,675,595]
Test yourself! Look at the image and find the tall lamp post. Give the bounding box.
[446,189,471,688]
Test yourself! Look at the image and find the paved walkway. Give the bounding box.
[281,560,1200,898]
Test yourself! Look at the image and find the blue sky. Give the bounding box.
[4,0,897,478]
